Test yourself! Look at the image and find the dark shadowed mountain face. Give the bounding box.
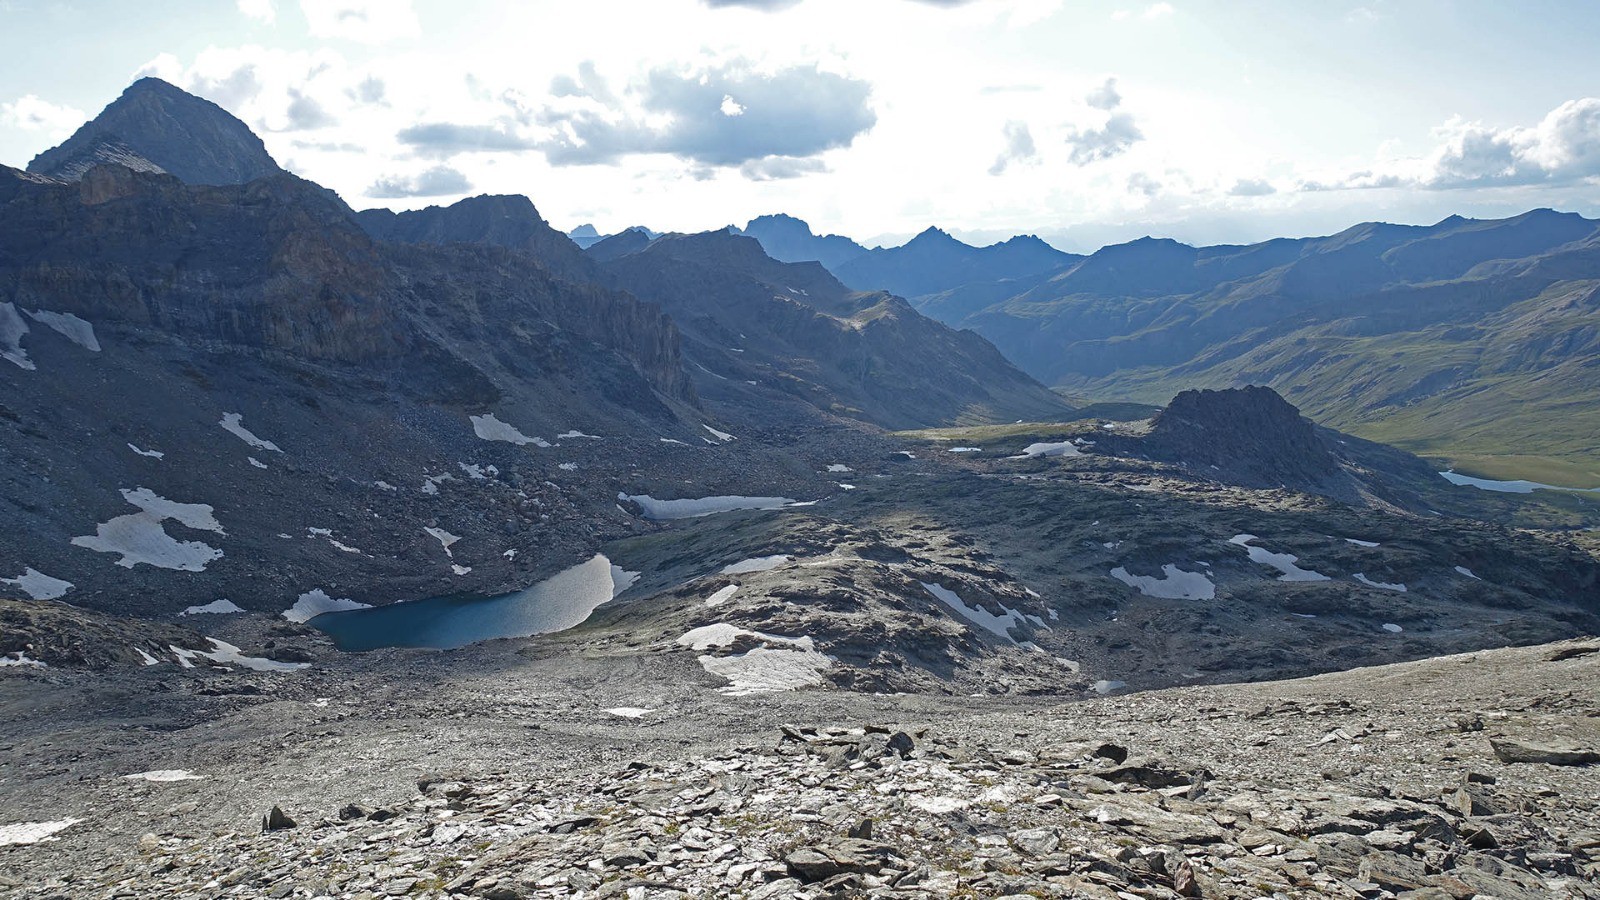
[26,77,281,186]
[914,210,1600,480]
[736,213,870,270]
[355,194,596,284]
[592,230,1077,429]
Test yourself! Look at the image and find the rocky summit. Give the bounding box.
[2,31,1600,900]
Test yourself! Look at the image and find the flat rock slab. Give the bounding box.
[1490,737,1600,766]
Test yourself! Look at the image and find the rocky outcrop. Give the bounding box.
[27,77,281,186]
[1142,386,1341,488]
[356,194,596,285]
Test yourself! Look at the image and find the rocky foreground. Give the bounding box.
[3,637,1598,899]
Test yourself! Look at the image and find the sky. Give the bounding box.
[2,0,1599,252]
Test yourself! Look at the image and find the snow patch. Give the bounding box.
[720,555,791,575]
[704,425,735,442]
[557,430,601,440]
[25,308,100,351]
[660,437,689,446]
[134,647,160,666]
[452,565,472,576]
[72,489,224,571]
[619,493,798,520]
[605,707,653,718]
[1016,441,1083,459]
[1439,470,1600,495]
[1092,679,1129,695]
[471,414,549,447]
[1229,535,1330,583]
[219,413,280,452]
[921,582,1030,644]
[826,464,852,473]
[181,599,244,616]
[558,462,578,471]
[0,302,36,370]
[1382,623,1405,633]
[610,564,640,597]
[698,647,833,695]
[0,651,46,668]
[678,623,815,652]
[1110,565,1215,600]
[284,589,371,624]
[1344,538,1381,548]
[1454,566,1480,580]
[705,585,740,607]
[123,770,203,782]
[947,447,982,453]
[424,527,460,556]
[128,444,164,459]
[2,568,74,601]
[1354,573,1407,592]
[248,457,268,470]
[0,819,81,846]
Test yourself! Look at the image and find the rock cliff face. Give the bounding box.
[355,194,597,285]
[26,77,281,185]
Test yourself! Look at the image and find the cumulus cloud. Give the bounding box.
[396,122,538,156]
[740,155,829,180]
[300,0,419,43]
[988,121,1037,175]
[1305,97,1600,193]
[135,46,384,136]
[0,94,86,137]
[1127,172,1162,196]
[1229,177,1276,196]
[535,60,876,170]
[238,0,276,23]
[1085,78,1121,111]
[1064,79,1142,166]
[366,164,472,197]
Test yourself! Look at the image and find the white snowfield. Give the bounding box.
[719,555,791,575]
[1,568,74,601]
[128,444,164,459]
[1354,573,1408,593]
[424,527,462,557]
[1,651,47,668]
[219,413,280,452]
[123,770,203,782]
[180,599,244,616]
[826,464,852,473]
[921,582,1032,644]
[677,623,816,652]
[704,425,735,442]
[618,493,798,520]
[698,646,835,696]
[25,308,100,351]
[704,585,740,607]
[283,589,372,623]
[0,819,82,846]
[471,414,550,447]
[604,707,654,718]
[72,488,225,571]
[1015,441,1084,459]
[170,639,308,672]
[1110,564,1215,600]
[1229,535,1331,583]
[0,301,36,370]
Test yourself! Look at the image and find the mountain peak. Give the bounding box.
[27,77,281,186]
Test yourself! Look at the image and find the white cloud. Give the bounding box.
[1229,177,1276,196]
[1064,78,1142,165]
[720,95,746,117]
[300,0,419,43]
[0,95,86,137]
[238,0,276,24]
[1304,97,1600,192]
[988,120,1037,175]
[366,163,472,197]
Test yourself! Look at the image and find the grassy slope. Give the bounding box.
[1055,280,1600,487]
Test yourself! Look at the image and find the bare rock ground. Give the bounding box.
[2,636,1597,898]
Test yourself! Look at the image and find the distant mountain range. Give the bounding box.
[734,212,1600,484]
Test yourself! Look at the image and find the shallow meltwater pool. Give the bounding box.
[308,554,639,651]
